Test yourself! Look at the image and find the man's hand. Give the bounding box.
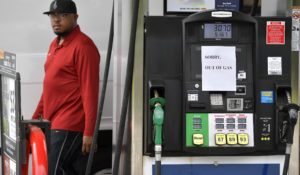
[82,136,97,155]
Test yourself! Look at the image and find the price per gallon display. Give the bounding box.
[204,23,232,39]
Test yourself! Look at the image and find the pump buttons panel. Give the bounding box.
[193,134,204,145]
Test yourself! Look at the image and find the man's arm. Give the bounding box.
[75,42,100,154]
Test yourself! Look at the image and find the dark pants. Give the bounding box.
[48,130,87,175]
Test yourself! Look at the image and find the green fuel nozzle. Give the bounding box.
[150,90,166,145]
[150,90,165,175]
[153,106,164,145]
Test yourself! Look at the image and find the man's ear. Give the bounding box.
[73,14,79,22]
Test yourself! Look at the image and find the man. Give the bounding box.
[32,0,100,174]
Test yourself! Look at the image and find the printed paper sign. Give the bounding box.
[201,46,236,91]
[266,21,285,45]
[268,57,282,75]
[166,0,215,13]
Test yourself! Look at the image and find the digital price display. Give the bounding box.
[193,124,202,129]
[204,23,232,39]
[193,118,202,123]
[215,118,224,123]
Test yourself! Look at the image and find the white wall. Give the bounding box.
[148,0,163,16]
[0,0,114,130]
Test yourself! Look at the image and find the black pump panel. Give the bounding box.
[144,10,291,156]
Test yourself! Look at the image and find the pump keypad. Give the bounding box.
[186,113,253,147]
[211,114,252,146]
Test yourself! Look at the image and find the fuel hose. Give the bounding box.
[112,0,140,174]
[85,2,114,175]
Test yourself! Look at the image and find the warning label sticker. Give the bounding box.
[268,57,282,75]
[266,21,285,45]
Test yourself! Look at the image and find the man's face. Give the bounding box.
[49,13,78,36]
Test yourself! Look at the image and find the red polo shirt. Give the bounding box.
[32,26,100,136]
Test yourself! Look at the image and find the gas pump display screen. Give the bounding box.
[204,23,232,39]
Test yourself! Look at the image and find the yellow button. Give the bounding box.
[238,133,249,145]
[193,134,204,145]
[215,134,226,145]
[227,133,237,145]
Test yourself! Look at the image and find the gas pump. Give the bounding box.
[183,10,256,155]
[143,10,299,175]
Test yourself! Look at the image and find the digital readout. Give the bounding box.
[204,23,232,39]
[238,124,247,129]
[238,118,247,123]
[227,124,235,129]
[193,124,202,129]
[226,118,235,123]
[215,118,224,123]
[216,124,224,129]
[193,118,202,123]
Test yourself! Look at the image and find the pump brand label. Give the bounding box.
[211,11,232,18]
[266,21,285,45]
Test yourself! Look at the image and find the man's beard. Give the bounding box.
[54,30,71,37]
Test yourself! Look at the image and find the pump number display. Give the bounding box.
[204,23,232,39]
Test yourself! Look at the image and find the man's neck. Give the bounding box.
[57,25,77,45]
[58,37,65,45]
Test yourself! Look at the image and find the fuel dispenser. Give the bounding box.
[144,10,299,175]
[183,10,256,155]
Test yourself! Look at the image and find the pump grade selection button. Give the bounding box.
[215,134,226,145]
[238,133,249,145]
[226,133,237,145]
[193,134,204,145]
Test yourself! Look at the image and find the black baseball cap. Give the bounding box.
[43,0,77,15]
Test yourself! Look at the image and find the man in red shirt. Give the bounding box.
[32,0,100,174]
